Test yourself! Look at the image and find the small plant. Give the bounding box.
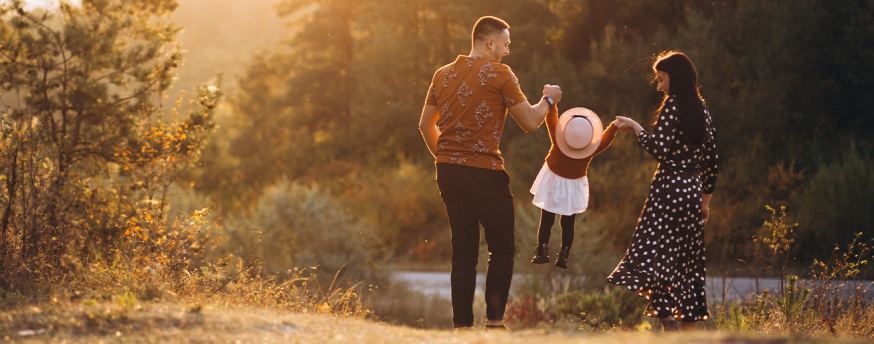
[775,275,812,329]
[808,232,873,335]
[758,205,798,292]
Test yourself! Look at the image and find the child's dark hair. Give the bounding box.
[654,51,709,145]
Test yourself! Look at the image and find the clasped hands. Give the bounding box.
[539,87,641,134]
[613,116,643,134]
[543,84,562,104]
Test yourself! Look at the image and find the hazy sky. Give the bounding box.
[21,0,80,9]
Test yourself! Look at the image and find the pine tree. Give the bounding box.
[0,0,219,270]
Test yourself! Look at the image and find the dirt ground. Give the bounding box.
[2,301,872,343]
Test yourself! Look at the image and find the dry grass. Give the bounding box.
[1,299,871,343]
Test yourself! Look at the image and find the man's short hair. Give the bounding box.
[472,16,510,43]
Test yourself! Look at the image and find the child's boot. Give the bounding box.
[554,246,571,269]
[531,243,549,264]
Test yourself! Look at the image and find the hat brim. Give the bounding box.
[555,107,603,159]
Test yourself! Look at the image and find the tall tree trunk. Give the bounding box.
[1,149,19,270]
[37,149,68,260]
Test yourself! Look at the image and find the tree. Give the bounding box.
[0,0,220,279]
[196,0,874,269]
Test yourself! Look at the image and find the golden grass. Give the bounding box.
[1,299,869,343]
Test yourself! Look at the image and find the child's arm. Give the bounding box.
[545,104,559,136]
[592,122,618,155]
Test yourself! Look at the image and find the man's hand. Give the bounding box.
[418,104,441,158]
[509,84,561,133]
[543,84,562,104]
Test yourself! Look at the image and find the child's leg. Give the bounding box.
[559,214,576,247]
[537,209,556,245]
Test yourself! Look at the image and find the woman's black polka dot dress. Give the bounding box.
[607,96,719,322]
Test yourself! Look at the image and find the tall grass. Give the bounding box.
[714,207,874,338]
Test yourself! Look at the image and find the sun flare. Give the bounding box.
[18,0,81,9]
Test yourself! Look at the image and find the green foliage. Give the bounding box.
[555,286,650,330]
[794,148,874,265]
[221,179,381,283]
[811,232,872,282]
[0,0,222,300]
[192,0,874,270]
[714,228,874,337]
[755,205,797,286]
[776,275,812,324]
[808,233,873,334]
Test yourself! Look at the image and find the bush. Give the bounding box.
[794,148,874,266]
[327,161,449,265]
[221,179,381,283]
[556,286,651,330]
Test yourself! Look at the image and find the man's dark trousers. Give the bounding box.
[436,163,515,328]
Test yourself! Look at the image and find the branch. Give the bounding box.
[110,82,159,106]
[209,231,262,296]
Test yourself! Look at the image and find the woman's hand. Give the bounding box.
[702,193,712,223]
[615,116,644,134]
[702,205,710,223]
[612,119,632,131]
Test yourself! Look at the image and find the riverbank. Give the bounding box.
[390,272,874,304]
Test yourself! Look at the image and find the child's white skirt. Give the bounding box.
[530,162,589,216]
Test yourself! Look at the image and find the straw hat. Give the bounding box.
[555,107,603,159]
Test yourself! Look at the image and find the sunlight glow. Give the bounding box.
[18,0,81,10]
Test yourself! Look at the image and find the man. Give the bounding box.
[418,16,562,331]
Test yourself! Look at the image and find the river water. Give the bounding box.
[390,271,873,304]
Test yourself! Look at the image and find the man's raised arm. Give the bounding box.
[508,84,562,133]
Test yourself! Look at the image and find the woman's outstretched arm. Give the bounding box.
[615,98,678,163]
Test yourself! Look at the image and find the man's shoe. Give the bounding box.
[485,324,510,332]
[453,326,475,333]
[531,243,549,264]
[554,246,571,269]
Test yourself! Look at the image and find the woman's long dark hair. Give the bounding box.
[654,52,708,145]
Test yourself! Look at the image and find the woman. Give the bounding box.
[609,51,719,332]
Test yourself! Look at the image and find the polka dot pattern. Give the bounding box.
[606,95,718,322]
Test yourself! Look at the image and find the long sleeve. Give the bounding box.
[700,113,719,194]
[545,104,559,143]
[593,122,618,156]
[637,97,678,163]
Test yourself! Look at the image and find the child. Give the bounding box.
[530,105,617,268]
